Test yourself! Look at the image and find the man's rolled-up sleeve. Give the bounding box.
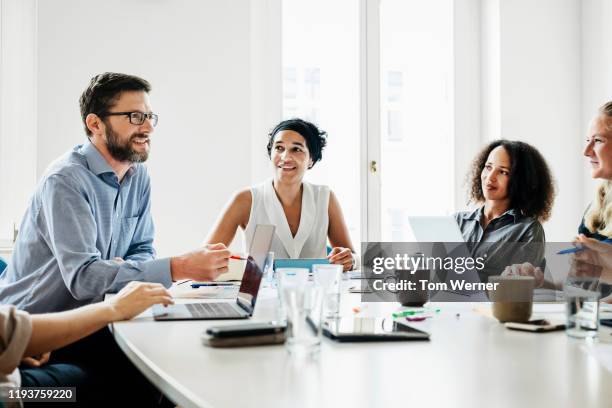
[40,175,172,301]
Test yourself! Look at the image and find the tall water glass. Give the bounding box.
[313,264,343,319]
[279,268,323,357]
[564,277,600,339]
[264,251,275,287]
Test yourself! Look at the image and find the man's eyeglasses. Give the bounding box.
[100,111,158,127]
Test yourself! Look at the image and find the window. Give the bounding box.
[283,67,297,100]
[281,0,455,244]
[379,0,454,241]
[386,110,403,142]
[387,70,402,103]
[304,68,320,100]
[281,0,361,248]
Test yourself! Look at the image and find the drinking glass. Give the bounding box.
[278,268,323,357]
[564,277,600,339]
[313,264,343,319]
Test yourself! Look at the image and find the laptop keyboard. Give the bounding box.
[186,302,244,318]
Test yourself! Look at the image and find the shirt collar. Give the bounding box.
[80,142,136,178]
[503,208,520,221]
[81,142,114,175]
[461,206,521,223]
[460,207,482,221]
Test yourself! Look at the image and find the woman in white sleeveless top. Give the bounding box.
[207,119,355,271]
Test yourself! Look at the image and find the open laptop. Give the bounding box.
[407,215,465,242]
[407,216,487,301]
[152,224,275,320]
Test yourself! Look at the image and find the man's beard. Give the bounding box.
[105,125,150,163]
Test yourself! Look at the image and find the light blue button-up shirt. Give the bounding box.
[0,142,172,313]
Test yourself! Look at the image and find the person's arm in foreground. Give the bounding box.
[502,233,612,291]
[571,234,612,286]
[23,281,172,357]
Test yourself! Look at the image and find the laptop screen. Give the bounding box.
[236,224,275,313]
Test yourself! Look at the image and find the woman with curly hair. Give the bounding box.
[455,140,555,281]
[207,118,355,271]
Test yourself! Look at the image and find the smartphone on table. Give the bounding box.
[504,319,565,332]
[202,322,286,347]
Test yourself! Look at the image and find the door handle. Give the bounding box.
[370,160,377,174]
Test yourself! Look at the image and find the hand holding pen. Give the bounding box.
[566,234,612,283]
[170,243,231,282]
[190,254,247,288]
[557,235,612,254]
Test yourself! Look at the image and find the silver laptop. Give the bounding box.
[152,224,275,320]
[407,215,465,242]
[408,216,487,301]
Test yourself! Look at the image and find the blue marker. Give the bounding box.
[557,238,612,254]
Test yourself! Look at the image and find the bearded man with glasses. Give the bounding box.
[0,72,229,405]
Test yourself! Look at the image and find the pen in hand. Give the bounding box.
[557,238,612,254]
[230,255,247,261]
[176,279,193,286]
[188,254,245,288]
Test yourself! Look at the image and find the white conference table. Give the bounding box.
[110,283,612,408]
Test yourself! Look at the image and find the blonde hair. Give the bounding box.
[585,181,612,237]
[584,101,612,237]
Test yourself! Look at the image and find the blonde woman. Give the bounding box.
[509,101,612,289]
[580,101,612,240]
[570,102,612,286]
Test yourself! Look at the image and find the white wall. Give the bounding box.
[582,0,612,205]
[480,0,501,147]
[452,0,482,208]
[36,0,265,256]
[249,0,282,186]
[0,0,37,241]
[481,0,583,241]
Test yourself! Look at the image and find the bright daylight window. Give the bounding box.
[281,0,454,244]
[281,0,361,247]
[379,0,454,241]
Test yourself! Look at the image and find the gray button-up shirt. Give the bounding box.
[454,207,545,280]
[0,142,171,313]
